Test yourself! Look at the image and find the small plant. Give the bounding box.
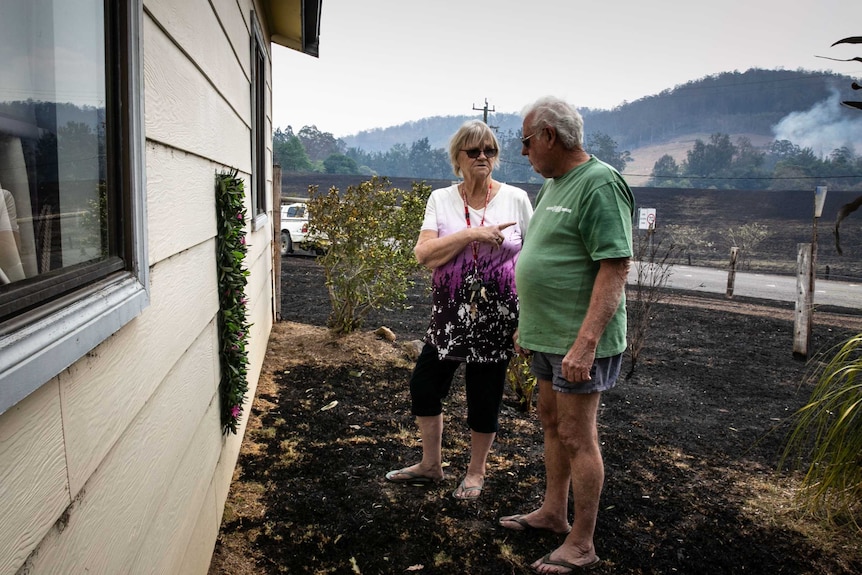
[627,228,679,378]
[725,222,770,269]
[306,176,431,334]
[781,333,862,531]
[663,223,711,266]
[215,169,251,434]
[506,354,536,412]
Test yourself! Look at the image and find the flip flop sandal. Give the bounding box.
[385,468,438,485]
[532,553,601,574]
[499,514,572,535]
[452,477,484,500]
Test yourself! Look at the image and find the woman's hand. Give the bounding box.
[513,329,531,357]
[414,222,516,269]
[476,222,515,248]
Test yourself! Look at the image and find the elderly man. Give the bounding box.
[500,96,634,574]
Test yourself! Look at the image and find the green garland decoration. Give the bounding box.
[215,169,251,434]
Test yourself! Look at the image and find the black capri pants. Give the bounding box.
[409,344,509,434]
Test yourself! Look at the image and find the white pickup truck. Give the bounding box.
[280,202,328,256]
[279,202,310,256]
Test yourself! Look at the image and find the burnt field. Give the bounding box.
[209,255,862,575]
[281,174,862,280]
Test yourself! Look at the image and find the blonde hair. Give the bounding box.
[447,120,501,177]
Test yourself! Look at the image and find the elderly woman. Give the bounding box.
[385,120,533,500]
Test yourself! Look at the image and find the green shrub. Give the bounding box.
[306,176,431,334]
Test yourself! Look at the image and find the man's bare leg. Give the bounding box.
[532,391,603,573]
[499,379,571,534]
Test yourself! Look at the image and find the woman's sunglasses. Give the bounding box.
[461,147,498,159]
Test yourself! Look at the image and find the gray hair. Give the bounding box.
[447,120,501,177]
[521,96,584,150]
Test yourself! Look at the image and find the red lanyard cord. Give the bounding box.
[461,183,492,268]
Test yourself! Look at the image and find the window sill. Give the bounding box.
[0,273,149,415]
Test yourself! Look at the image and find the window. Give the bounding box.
[284,205,306,219]
[0,0,147,413]
[250,14,269,230]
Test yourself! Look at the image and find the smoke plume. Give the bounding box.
[772,90,862,156]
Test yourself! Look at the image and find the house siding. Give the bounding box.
[0,0,275,573]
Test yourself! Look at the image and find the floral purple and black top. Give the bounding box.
[421,183,533,362]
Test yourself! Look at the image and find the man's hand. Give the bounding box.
[560,257,629,382]
[562,341,595,383]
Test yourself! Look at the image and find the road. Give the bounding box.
[628,264,862,310]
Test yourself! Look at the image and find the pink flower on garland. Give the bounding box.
[230,405,241,418]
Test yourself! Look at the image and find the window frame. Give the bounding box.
[250,12,269,232]
[0,0,148,415]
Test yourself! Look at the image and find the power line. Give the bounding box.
[497,157,862,181]
[637,173,862,180]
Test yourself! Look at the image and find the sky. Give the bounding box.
[272,0,862,138]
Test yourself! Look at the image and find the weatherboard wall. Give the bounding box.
[0,1,275,573]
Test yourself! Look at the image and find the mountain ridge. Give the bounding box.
[341,68,862,172]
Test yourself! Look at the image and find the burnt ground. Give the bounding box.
[209,255,862,575]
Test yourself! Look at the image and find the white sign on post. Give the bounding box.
[814,186,827,218]
[638,208,656,230]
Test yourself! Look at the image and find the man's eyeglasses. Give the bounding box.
[520,130,541,148]
[461,147,498,159]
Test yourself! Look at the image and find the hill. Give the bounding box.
[341,68,862,180]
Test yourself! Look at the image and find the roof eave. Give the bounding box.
[263,0,321,58]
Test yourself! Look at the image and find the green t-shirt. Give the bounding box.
[515,156,635,357]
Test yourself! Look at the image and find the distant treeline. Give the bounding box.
[277,124,862,191]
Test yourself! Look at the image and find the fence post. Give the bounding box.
[793,243,813,360]
[726,247,739,298]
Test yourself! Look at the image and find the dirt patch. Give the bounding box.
[209,256,862,575]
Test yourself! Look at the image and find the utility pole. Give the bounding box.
[472,98,496,126]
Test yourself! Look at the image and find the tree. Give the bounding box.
[297,125,344,163]
[305,177,431,334]
[274,127,313,173]
[323,153,358,174]
[728,137,767,189]
[769,144,824,190]
[496,129,540,184]
[586,131,631,173]
[683,133,735,181]
[649,154,681,187]
[407,137,434,178]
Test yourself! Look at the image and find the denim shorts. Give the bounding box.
[530,351,623,394]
